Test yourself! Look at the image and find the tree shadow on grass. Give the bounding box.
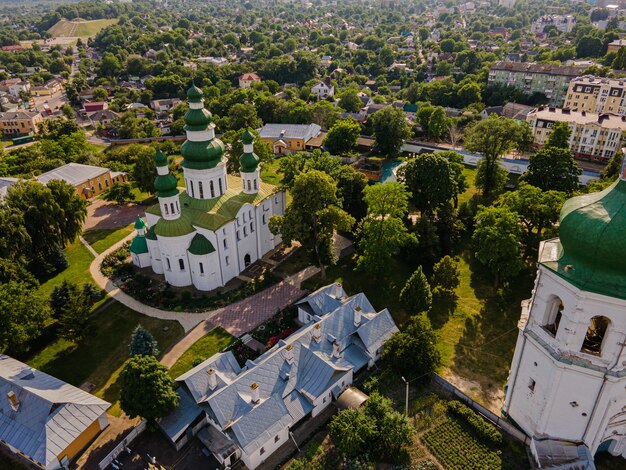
[429,290,458,330]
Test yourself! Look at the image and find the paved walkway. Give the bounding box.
[89,235,309,333]
[284,266,321,288]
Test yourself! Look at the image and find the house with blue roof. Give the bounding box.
[159,283,398,469]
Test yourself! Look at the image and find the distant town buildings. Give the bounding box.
[488,61,586,106]
[257,123,322,154]
[0,110,43,138]
[526,106,626,162]
[607,39,626,53]
[37,163,127,199]
[311,77,334,99]
[531,15,576,34]
[564,76,626,115]
[238,72,261,89]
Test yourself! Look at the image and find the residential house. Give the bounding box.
[0,45,24,52]
[83,102,107,114]
[32,79,62,97]
[197,56,228,67]
[564,75,626,115]
[0,177,17,198]
[311,78,334,99]
[37,163,127,199]
[78,88,95,102]
[321,55,332,67]
[238,73,261,89]
[502,102,534,121]
[499,0,516,6]
[0,355,110,469]
[481,106,504,119]
[88,109,119,127]
[257,123,322,154]
[0,110,43,138]
[144,48,158,60]
[150,98,182,114]
[607,39,626,53]
[488,61,587,106]
[7,80,30,98]
[159,284,398,469]
[531,15,577,34]
[526,106,626,162]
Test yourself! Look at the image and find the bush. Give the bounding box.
[447,401,502,445]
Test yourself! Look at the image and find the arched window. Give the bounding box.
[179,259,185,270]
[199,181,204,198]
[581,316,610,356]
[199,262,204,275]
[254,180,257,190]
[210,181,215,198]
[544,296,564,337]
[218,178,223,195]
[247,180,251,191]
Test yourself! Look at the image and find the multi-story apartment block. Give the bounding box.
[564,76,626,115]
[531,15,577,34]
[488,62,586,106]
[526,106,626,162]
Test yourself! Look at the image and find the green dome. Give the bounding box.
[155,149,168,167]
[184,108,212,131]
[242,129,255,145]
[180,139,225,170]
[547,178,626,299]
[154,173,179,198]
[240,150,260,173]
[134,216,147,230]
[146,226,157,240]
[187,84,203,102]
[188,233,216,255]
[129,235,149,254]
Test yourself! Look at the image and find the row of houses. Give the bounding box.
[0,163,128,200]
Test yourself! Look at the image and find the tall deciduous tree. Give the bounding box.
[383,315,441,377]
[323,118,361,155]
[464,115,531,198]
[431,256,461,293]
[329,409,376,459]
[521,147,581,194]
[269,170,354,278]
[400,266,432,313]
[472,206,523,287]
[370,106,412,157]
[132,147,158,194]
[545,121,571,149]
[120,355,179,423]
[0,281,50,353]
[357,183,416,275]
[399,153,456,215]
[338,89,363,113]
[428,106,449,141]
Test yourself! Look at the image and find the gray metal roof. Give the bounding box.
[295,283,346,317]
[37,163,110,186]
[0,355,110,468]
[176,352,241,404]
[192,285,397,455]
[257,123,321,142]
[158,388,203,442]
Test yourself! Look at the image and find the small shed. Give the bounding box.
[335,387,369,410]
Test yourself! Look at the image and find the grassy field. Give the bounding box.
[26,301,184,416]
[261,158,281,186]
[168,327,235,379]
[37,240,95,298]
[83,224,134,254]
[48,18,118,37]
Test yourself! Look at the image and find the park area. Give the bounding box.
[47,18,118,37]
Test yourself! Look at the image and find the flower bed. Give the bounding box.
[250,307,298,348]
[100,242,132,277]
[227,339,259,366]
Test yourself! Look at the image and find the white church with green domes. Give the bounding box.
[129,85,285,291]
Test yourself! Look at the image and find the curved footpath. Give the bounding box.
[87,235,318,335]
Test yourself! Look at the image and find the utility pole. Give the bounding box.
[401,376,409,417]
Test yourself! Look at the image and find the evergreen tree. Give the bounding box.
[431,256,461,293]
[130,325,159,357]
[400,267,432,313]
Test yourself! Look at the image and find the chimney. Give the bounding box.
[354,306,362,327]
[7,391,19,411]
[206,368,217,390]
[284,343,294,363]
[313,323,322,342]
[332,340,341,358]
[250,382,260,404]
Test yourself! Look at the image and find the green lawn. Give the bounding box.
[37,240,95,298]
[26,301,184,416]
[83,224,134,254]
[459,166,478,205]
[48,18,118,37]
[168,327,235,379]
[261,158,281,185]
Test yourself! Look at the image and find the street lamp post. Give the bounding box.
[401,376,409,418]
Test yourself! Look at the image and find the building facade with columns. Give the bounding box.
[129,85,285,290]
[503,163,626,462]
